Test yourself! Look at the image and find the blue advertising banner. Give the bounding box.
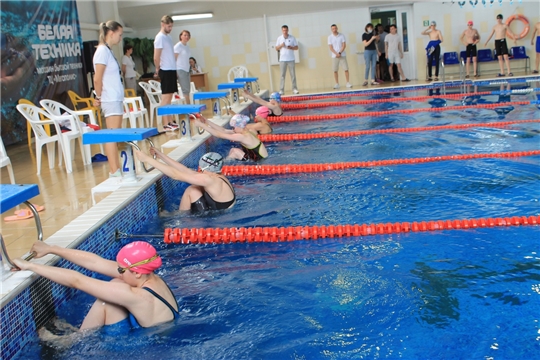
[1,0,85,145]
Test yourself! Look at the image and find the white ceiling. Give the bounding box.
[116,0,393,31]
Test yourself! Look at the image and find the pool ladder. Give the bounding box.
[1,202,44,272]
[440,57,466,95]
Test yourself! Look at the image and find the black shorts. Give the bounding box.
[465,43,477,58]
[158,70,178,94]
[494,39,508,56]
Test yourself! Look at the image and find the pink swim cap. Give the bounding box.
[229,114,250,128]
[116,241,162,274]
[255,106,270,119]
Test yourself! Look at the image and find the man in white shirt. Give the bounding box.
[154,15,178,131]
[328,24,351,89]
[174,30,191,104]
[275,25,299,95]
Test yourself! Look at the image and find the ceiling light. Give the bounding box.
[172,13,213,21]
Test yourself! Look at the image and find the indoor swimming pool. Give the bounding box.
[14,79,540,359]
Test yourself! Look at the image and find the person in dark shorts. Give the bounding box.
[484,14,517,77]
[154,15,178,131]
[13,241,179,333]
[135,148,235,213]
[460,20,480,78]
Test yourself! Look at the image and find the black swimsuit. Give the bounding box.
[241,141,266,161]
[191,177,236,213]
[269,108,282,117]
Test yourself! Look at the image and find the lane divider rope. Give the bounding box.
[221,150,540,177]
[163,215,540,244]
[281,88,540,110]
[259,119,540,142]
[268,100,534,123]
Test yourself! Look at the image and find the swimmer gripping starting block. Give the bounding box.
[193,92,230,120]
[234,77,260,94]
[0,184,44,270]
[157,104,207,141]
[83,128,159,204]
[217,83,245,105]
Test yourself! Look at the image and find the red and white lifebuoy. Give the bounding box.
[505,14,530,40]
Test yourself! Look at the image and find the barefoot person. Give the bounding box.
[13,241,179,334]
[93,21,124,178]
[484,14,517,77]
[242,89,283,116]
[246,106,273,135]
[532,21,540,74]
[193,114,268,162]
[422,21,443,81]
[460,20,480,78]
[136,149,235,213]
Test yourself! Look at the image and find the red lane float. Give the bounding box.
[163,215,540,244]
[280,91,493,110]
[268,101,532,123]
[221,150,540,177]
[259,119,540,142]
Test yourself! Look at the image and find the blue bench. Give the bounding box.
[441,52,462,80]
[1,184,43,269]
[509,46,530,73]
[193,92,230,119]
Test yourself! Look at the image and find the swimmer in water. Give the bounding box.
[243,89,283,116]
[13,241,179,334]
[193,114,269,162]
[135,148,235,213]
[246,106,273,135]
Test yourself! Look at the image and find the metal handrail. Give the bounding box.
[1,201,44,270]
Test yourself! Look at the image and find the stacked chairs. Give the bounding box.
[67,90,103,129]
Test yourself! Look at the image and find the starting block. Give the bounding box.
[217,83,245,106]
[234,77,260,94]
[83,128,159,204]
[193,92,229,120]
[1,184,43,270]
[157,104,207,151]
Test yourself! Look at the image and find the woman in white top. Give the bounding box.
[122,44,137,92]
[93,21,124,178]
[174,30,191,103]
[189,57,202,74]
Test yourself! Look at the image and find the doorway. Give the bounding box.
[370,5,416,80]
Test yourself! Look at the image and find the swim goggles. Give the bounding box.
[117,254,159,274]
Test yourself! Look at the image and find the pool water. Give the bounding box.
[17,84,540,359]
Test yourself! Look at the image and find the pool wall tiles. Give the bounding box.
[0,136,219,360]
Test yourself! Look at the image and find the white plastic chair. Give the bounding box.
[16,104,64,175]
[147,80,161,91]
[0,137,15,184]
[39,100,92,167]
[149,80,184,105]
[190,81,199,104]
[227,65,248,83]
[123,97,149,128]
[139,81,162,127]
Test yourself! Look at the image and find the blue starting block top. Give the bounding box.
[83,128,159,145]
[234,77,258,83]
[217,83,245,90]
[157,104,207,116]
[0,184,40,214]
[193,91,229,100]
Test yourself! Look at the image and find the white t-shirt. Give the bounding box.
[93,45,123,102]
[121,55,137,78]
[384,33,402,57]
[328,33,347,58]
[154,32,176,70]
[276,34,298,62]
[173,42,191,72]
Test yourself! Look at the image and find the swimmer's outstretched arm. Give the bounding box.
[19,241,118,279]
[242,90,268,107]
[13,257,138,308]
[195,116,234,134]
[193,119,245,142]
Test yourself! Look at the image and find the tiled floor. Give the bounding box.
[0,73,533,258]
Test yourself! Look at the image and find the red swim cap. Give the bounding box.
[255,106,270,119]
[116,241,162,274]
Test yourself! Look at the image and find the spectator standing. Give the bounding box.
[276,25,299,95]
[375,24,389,82]
[328,24,352,89]
[154,15,178,131]
[384,25,410,82]
[174,30,192,103]
[484,14,517,77]
[362,23,380,86]
[122,44,138,91]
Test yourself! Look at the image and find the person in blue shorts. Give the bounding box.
[532,21,540,74]
[13,241,179,334]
